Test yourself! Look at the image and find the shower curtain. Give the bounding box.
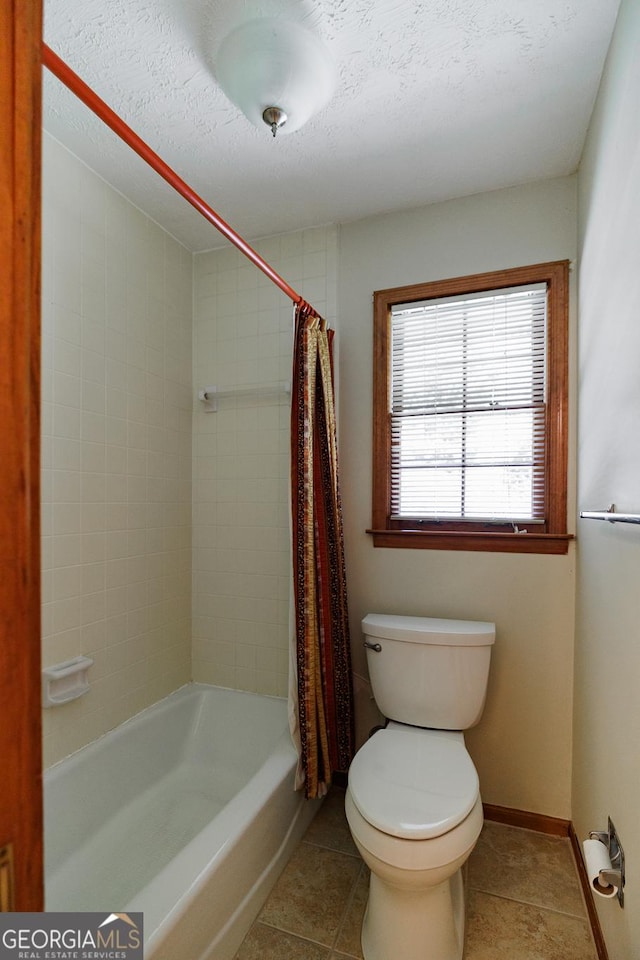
[289,304,354,800]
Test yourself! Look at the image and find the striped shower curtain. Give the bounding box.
[289,304,354,800]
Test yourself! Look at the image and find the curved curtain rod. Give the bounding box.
[42,43,317,316]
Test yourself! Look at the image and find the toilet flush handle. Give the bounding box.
[363,640,382,653]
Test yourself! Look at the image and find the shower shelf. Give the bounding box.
[42,656,94,707]
[580,505,640,525]
[198,381,291,412]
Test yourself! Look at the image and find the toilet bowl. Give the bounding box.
[346,724,483,960]
[346,614,495,960]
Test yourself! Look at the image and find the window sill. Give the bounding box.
[366,529,574,555]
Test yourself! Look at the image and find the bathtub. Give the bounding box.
[44,683,320,959]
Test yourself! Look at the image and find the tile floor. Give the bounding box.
[233,788,599,960]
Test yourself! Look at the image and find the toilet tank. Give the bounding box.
[362,614,495,730]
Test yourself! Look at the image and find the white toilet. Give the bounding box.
[345,613,495,960]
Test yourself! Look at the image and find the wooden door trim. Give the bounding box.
[0,0,44,910]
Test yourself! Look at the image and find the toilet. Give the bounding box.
[345,613,495,960]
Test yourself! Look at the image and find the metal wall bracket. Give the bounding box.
[198,386,217,412]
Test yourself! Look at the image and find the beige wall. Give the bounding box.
[338,178,578,818]
[192,227,338,696]
[575,0,638,954]
[41,134,193,767]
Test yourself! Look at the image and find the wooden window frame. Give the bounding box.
[369,261,572,554]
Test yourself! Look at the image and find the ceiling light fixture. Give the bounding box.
[215,18,336,138]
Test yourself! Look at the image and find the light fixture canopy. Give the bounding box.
[215,18,336,136]
[262,106,288,137]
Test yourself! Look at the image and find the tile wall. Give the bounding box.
[192,227,338,696]
[41,134,193,767]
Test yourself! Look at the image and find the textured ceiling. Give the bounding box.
[43,0,621,252]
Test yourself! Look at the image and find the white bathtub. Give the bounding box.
[44,683,320,959]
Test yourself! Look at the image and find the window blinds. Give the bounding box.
[390,283,547,523]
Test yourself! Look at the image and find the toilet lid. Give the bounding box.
[348,726,479,840]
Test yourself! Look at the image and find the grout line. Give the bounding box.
[302,836,362,859]
[252,920,335,955]
[470,887,594,922]
[258,916,351,956]
[299,834,362,859]
[329,859,366,957]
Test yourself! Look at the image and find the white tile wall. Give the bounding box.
[192,227,338,696]
[41,131,338,757]
[41,134,193,767]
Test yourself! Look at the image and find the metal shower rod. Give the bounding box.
[42,43,315,314]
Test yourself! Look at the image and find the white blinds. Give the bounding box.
[390,283,547,523]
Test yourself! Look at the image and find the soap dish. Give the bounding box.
[42,656,94,708]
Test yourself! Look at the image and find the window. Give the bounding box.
[370,262,571,554]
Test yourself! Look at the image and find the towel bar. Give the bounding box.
[580,504,640,525]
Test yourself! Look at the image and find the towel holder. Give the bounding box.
[580,504,640,525]
[198,381,291,413]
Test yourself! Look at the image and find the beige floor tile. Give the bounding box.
[464,890,597,960]
[235,922,331,959]
[259,840,362,946]
[304,786,360,857]
[468,821,586,917]
[235,803,598,960]
[334,863,369,958]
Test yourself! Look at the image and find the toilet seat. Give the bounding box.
[348,724,479,840]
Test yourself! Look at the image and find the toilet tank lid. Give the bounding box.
[362,613,495,646]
